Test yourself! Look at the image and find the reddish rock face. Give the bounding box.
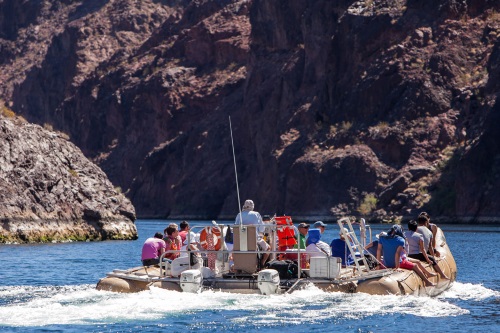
[1,0,500,223]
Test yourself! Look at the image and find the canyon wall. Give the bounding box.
[1,0,499,223]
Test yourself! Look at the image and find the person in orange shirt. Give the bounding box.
[163,223,182,260]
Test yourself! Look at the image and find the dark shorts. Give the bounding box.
[142,258,160,266]
[409,253,437,266]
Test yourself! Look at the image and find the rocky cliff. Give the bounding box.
[0,110,136,243]
[1,0,499,223]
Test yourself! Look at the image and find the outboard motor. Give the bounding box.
[258,269,280,295]
[180,269,203,293]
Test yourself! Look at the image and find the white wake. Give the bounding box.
[0,281,497,327]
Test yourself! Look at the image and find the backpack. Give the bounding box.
[363,254,379,270]
[265,260,298,279]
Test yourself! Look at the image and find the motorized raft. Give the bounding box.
[96,217,456,296]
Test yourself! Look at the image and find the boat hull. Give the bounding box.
[96,228,456,296]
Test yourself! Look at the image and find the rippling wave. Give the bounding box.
[1,222,498,332]
[0,282,497,329]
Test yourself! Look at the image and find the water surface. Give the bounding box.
[0,220,498,332]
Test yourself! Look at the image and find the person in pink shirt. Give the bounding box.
[141,232,166,266]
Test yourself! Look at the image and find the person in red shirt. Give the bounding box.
[178,221,190,244]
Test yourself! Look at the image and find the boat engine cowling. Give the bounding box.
[180,269,203,293]
[258,269,280,295]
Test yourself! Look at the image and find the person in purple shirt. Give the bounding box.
[141,232,166,266]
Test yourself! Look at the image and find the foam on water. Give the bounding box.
[1,281,497,328]
[438,282,500,301]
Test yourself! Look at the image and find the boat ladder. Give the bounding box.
[337,217,391,279]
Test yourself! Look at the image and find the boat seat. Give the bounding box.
[232,225,259,273]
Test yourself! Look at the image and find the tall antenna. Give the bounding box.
[229,116,243,225]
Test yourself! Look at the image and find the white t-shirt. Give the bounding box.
[404,230,423,255]
[306,241,332,257]
[417,226,433,252]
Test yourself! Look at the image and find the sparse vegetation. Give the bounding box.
[377,121,389,130]
[358,193,378,215]
[1,105,15,118]
[58,131,70,140]
[69,169,78,177]
[43,123,53,131]
[341,121,352,132]
[329,125,337,136]
[436,146,458,171]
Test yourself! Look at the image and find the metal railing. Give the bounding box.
[154,219,386,279]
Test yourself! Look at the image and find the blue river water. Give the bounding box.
[0,220,499,333]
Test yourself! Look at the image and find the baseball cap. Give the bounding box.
[313,221,326,228]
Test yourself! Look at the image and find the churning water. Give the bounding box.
[0,221,498,332]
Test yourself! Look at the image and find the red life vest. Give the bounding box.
[275,216,297,250]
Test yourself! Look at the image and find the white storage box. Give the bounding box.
[309,257,342,279]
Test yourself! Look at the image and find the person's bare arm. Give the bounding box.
[395,246,402,269]
[376,243,385,269]
[428,240,436,257]
[431,224,437,248]
[419,240,432,265]
[431,225,441,257]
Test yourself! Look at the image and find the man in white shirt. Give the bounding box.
[306,228,331,257]
[234,199,270,266]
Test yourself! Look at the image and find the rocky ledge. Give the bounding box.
[0,114,137,244]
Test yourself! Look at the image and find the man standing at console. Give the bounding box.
[235,199,270,267]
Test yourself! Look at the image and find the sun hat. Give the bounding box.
[307,229,321,244]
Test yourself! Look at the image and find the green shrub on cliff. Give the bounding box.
[358,193,378,215]
[1,105,15,118]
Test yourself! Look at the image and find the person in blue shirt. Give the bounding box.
[330,228,353,266]
[377,225,436,286]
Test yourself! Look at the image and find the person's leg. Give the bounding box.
[432,263,449,279]
[260,252,270,267]
[412,264,436,286]
[258,239,271,267]
[401,259,435,286]
[414,260,437,278]
[142,258,159,266]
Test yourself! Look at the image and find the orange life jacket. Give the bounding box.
[275,216,297,250]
